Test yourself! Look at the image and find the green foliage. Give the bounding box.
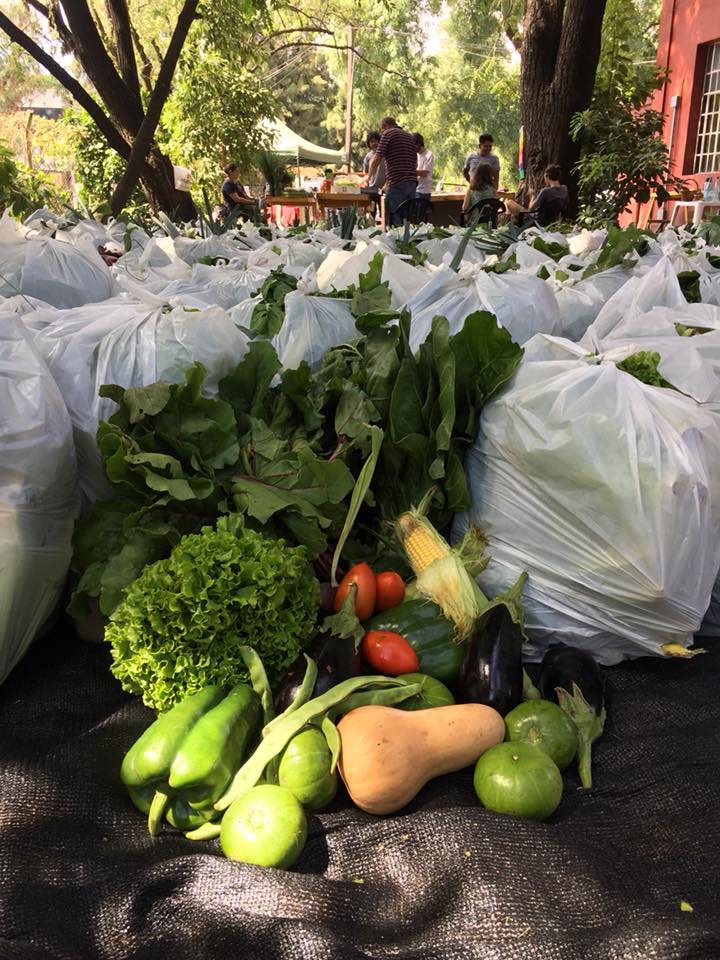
[0,2,61,112]
[272,51,342,152]
[250,268,299,336]
[163,51,275,195]
[405,0,521,181]
[581,224,650,279]
[255,149,294,196]
[64,109,148,215]
[69,284,522,615]
[571,0,670,225]
[0,140,67,215]
[105,514,319,711]
[616,351,675,390]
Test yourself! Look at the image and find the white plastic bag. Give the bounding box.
[273,292,358,369]
[406,264,561,350]
[453,342,720,663]
[553,266,632,341]
[586,257,688,341]
[0,316,79,684]
[0,212,116,308]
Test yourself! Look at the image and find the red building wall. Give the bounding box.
[655,0,720,183]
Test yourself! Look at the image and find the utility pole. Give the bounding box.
[344,23,354,171]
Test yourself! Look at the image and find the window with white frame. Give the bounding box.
[695,41,720,172]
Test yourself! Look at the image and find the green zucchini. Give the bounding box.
[366,599,465,686]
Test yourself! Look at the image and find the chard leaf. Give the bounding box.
[218,340,281,422]
[390,356,426,441]
[335,382,380,440]
[280,513,328,556]
[531,237,568,261]
[101,381,172,424]
[363,326,401,421]
[450,310,523,427]
[431,316,456,457]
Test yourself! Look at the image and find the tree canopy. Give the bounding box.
[0,0,664,219]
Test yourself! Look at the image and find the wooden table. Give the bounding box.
[265,195,318,226]
[315,193,374,216]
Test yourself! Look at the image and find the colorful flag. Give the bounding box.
[518,126,525,180]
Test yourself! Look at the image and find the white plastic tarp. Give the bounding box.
[454,339,720,663]
[0,316,79,685]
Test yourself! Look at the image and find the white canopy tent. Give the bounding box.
[263,119,346,167]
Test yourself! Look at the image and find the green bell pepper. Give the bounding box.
[120,683,260,836]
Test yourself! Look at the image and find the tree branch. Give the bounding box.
[24,0,49,18]
[130,20,154,93]
[257,25,333,47]
[110,0,200,214]
[51,0,143,133]
[105,0,142,107]
[0,8,131,157]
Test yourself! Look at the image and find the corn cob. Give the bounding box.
[395,509,483,639]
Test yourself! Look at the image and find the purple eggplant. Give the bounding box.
[539,644,606,789]
[458,603,524,717]
[273,631,359,714]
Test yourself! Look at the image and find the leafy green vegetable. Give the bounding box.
[531,237,568,262]
[105,515,318,711]
[616,351,676,389]
[676,270,701,304]
[250,268,298,337]
[70,305,522,615]
[675,323,712,337]
[582,224,650,280]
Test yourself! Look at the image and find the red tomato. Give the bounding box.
[374,571,406,612]
[334,562,376,621]
[361,630,419,676]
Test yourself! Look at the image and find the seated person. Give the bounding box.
[462,163,497,226]
[219,163,256,220]
[506,164,569,227]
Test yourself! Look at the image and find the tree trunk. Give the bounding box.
[519,0,608,218]
[110,0,199,216]
[140,149,196,221]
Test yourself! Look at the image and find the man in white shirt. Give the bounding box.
[413,132,434,223]
[463,133,500,189]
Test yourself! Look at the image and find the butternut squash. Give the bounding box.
[337,703,505,815]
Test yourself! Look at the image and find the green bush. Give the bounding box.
[0,140,68,216]
[63,109,150,217]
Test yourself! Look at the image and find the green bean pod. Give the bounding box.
[214,675,412,811]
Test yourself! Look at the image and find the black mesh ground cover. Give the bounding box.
[1,627,719,960]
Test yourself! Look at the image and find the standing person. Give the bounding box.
[461,163,497,226]
[367,117,417,227]
[320,167,335,192]
[463,133,500,189]
[361,131,386,219]
[413,133,434,223]
[219,163,256,220]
